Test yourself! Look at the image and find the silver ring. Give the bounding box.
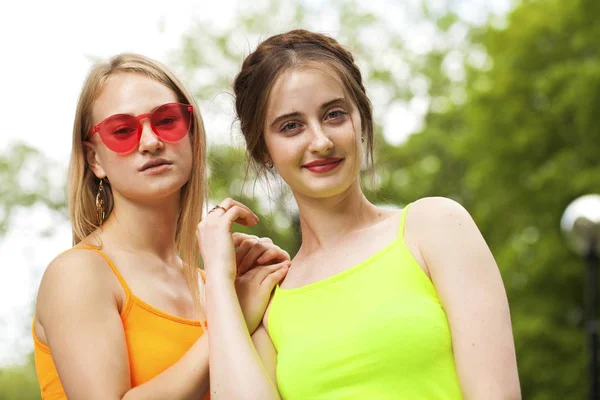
[208,205,227,214]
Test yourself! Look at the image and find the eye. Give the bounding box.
[280,121,302,133]
[155,116,177,126]
[325,109,347,120]
[112,126,136,136]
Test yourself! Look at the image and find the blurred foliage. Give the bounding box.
[0,143,66,236]
[376,0,598,397]
[0,354,40,400]
[1,0,598,398]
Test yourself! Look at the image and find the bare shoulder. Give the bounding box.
[406,197,484,261]
[402,197,471,278]
[36,248,120,327]
[408,196,472,227]
[408,199,519,398]
[34,248,134,398]
[38,248,115,298]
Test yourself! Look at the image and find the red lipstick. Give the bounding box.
[302,157,343,173]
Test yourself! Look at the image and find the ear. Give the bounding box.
[263,152,274,168]
[83,141,107,179]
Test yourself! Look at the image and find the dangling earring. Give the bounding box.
[361,136,365,144]
[96,179,106,226]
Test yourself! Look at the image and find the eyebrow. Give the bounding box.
[269,97,346,128]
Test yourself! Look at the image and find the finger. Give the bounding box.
[232,232,260,248]
[219,198,259,221]
[223,205,259,228]
[256,247,291,265]
[256,261,290,282]
[207,204,227,216]
[235,263,260,282]
[262,264,289,289]
[259,237,273,244]
[238,241,272,275]
[235,238,264,272]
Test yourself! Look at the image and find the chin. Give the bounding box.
[130,178,188,203]
[298,179,355,199]
[153,178,188,196]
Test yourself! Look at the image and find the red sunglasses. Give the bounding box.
[89,102,193,153]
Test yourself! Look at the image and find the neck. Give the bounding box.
[99,191,182,262]
[293,180,382,256]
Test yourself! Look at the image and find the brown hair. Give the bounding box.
[69,53,207,313]
[233,29,374,174]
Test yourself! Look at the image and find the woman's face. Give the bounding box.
[263,67,363,199]
[86,73,194,204]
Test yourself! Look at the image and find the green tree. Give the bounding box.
[375,0,599,397]
[0,143,66,236]
[0,144,62,399]
[465,0,597,396]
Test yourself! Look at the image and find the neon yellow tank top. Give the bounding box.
[267,204,463,399]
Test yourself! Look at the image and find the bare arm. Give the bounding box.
[410,197,521,400]
[252,324,278,385]
[197,198,284,400]
[36,250,209,400]
[206,276,281,400]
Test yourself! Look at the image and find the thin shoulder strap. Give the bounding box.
[68,246,133,296]
[398,202,414,240]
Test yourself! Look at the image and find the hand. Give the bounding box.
[232,233,291,275]
[235,260,290,334]
[196,198,259,282]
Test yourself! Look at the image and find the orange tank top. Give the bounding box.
[32,247,208,400]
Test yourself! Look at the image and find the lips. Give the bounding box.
[139,158,172,172]
[302,157,343,173]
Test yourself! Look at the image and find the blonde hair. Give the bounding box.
[68,53,207,313]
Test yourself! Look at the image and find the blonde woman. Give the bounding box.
[32,54,289,400]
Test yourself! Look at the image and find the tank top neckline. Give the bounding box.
[72,245,203,326]
[274,205,411,296]
[275,235,401,295]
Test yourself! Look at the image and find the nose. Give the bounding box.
[138,119,164,154]
[307,124,333,155]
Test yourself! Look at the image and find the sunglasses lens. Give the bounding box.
[150,103,192,142]
[98,115,139,153]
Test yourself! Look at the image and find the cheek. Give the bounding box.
[177,136,195,173]
[350,110,363,137]
[186,136,194,158]
[264,135,281,161]
[267,137,301,167]
[98,150,131,174]
[98,156,137,187]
